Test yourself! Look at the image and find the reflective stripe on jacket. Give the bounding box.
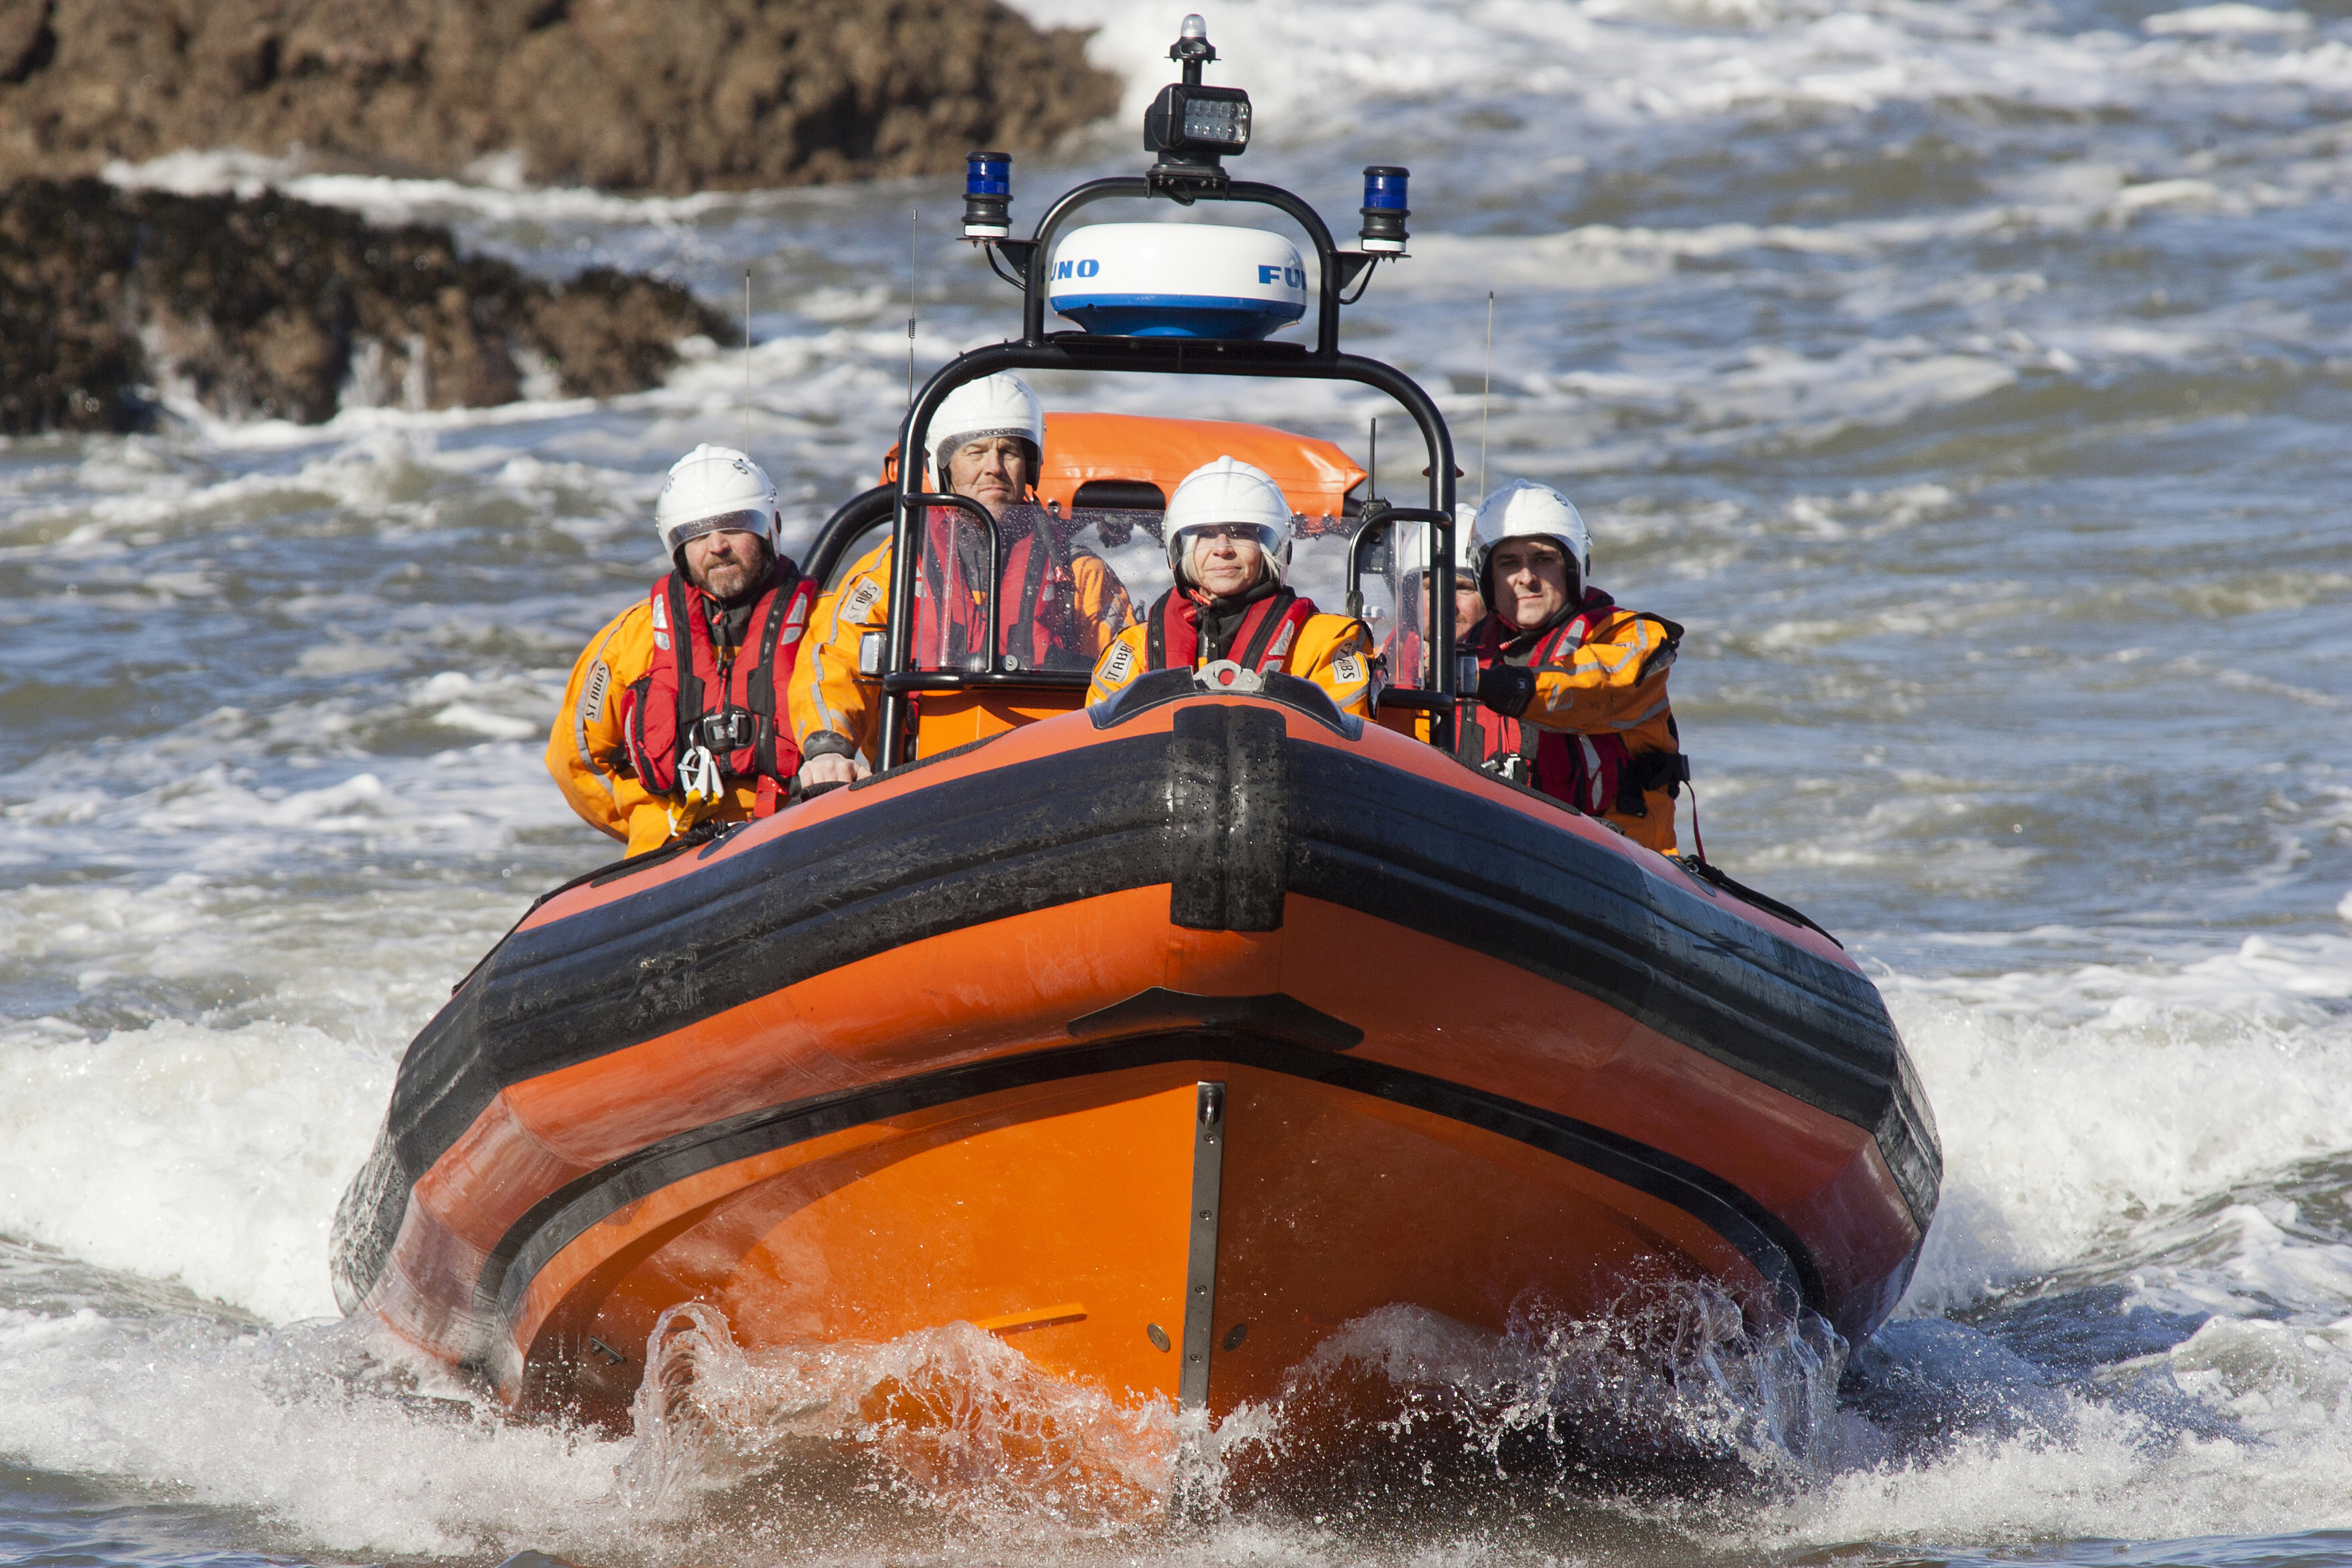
[547,601,670,852]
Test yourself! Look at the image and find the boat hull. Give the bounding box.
[333,682,1937,1430]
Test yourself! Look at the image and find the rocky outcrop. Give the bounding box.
[0,178,726,433]
[0,0,1119,194]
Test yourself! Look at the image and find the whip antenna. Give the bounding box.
[1367,416,1378,502]
[743,271,754,455]
[1479,290,1494,503]
[906,209,918,413]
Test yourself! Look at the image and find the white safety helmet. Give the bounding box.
[1392,504,1479,579]
[1469,480,1591,598]
[1164,455,1297,592]
[929,372,1046,483]
[655,444,781,560]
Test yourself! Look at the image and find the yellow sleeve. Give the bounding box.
[1069,552,1139,660]
[1290,614,1378,720]
[1522,609,1677,735]
[1085,622,1151,706]
[625,801,682,857]
[788,539,892,766]
[546,603,659,844]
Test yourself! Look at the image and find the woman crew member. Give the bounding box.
[1085,456,1376,719]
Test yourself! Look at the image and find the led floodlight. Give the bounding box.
[1146,83,1252,161]
[1144,13,1251,175]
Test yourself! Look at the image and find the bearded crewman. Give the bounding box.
[791,372,1136,787]
[1085,455,1376,719]
[550,444,809,855]
[1459,479,1688,854]
[528,444,820,859]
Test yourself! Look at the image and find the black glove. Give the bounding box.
[1477,663,1538,718]
[798,729,859,761]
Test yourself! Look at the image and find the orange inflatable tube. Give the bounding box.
[333,670,1937,1442]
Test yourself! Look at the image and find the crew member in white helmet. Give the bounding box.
[546,444,816,857]
[791,372,1135,785]
[1461,479,1687,854]
[1084,455,1377,719]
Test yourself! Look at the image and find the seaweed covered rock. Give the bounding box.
[0,0,1119,195]
[0,178,727,433]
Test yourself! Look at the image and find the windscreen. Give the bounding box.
[905,504,1159,674]
[1351,514,1442,691]
[900,501,1370,676]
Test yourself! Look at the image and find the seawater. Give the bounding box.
[2,0,2349,1562]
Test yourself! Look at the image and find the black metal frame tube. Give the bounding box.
[805,484,893,590]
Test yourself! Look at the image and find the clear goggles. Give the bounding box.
[671,509,770,544]
[1179,521,1286,552]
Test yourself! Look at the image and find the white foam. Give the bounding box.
[102,151,759,228]
[1732,1286,2352,1553]
[1220,1290,1845,1483]
[0,1019,391,1323]
[1747,1391,2352,1550]
[1887,936,2352,1314]
[98,147,309,197]
[623,1302,1180,1525]
[82,0,2348,253]
[1013,0,2352,142]
[2149,5,2314,37]
[0,1306,633,1558]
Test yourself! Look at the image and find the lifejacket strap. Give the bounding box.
[663,573,701,777]
[1232,589,1286,667]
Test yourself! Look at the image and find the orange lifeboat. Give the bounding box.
[331,97,1940,1476]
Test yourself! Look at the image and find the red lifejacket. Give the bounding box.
[915,507,1079,671]
[1461,589,1684,819]
[1144,587,1319,674]
[1377,568,1455,690]
[1386,626,1425,693]
[624,558,816,817]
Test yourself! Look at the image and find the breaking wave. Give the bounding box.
[610,1284,1847,1532]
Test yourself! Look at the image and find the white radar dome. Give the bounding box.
[1048,223,1308,340]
